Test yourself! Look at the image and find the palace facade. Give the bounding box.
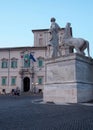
[0,28,66,94]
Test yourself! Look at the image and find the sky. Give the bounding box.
[0,0,93,56]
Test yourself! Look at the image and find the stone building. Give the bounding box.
[0,30,47,94]
[0,28,66,94]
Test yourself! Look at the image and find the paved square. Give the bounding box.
[0,94,93,130]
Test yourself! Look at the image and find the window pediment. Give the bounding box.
[11,57,18,60]
[1,58,8,61]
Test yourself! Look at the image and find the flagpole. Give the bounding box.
[30,52,32,92]
[29,52,36,93]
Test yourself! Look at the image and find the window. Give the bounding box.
[40,34,42,37]
[2,77,7,86]
[11,76,16,85]
[38,58,43,67]
[39,38,43,46]
[24,54,30,68]
[38,77,43,85]
[2,59,8,68]
[11,59,17,68]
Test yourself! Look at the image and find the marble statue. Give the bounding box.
[61,22,90,57]
[48,17,62,58]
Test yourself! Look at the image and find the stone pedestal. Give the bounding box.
[43,54,93,103]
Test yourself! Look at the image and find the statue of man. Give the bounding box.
[48,17,62,58]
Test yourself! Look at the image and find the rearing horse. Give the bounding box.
[61,22,90,57]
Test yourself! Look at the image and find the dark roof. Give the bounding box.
[0,46,47,51]
[32,28,65,32]
[32,29,49,32]
[32,28,72,36]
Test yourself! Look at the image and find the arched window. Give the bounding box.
[39,38,43,46]
[1,58,8,68]
[11,76,16,85]
[37,57,44,67]
[2,76,7,85]
[38,76,43,85]
[11,58,18,68]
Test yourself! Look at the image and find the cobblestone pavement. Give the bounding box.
[0,94,93,130]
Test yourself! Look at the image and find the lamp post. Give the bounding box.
[32,82,38,94]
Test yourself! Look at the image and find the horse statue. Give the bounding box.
[61,22,90,57]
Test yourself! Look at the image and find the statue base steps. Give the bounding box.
[43,54,93,103]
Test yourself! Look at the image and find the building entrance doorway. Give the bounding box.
[23,77,30,92]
